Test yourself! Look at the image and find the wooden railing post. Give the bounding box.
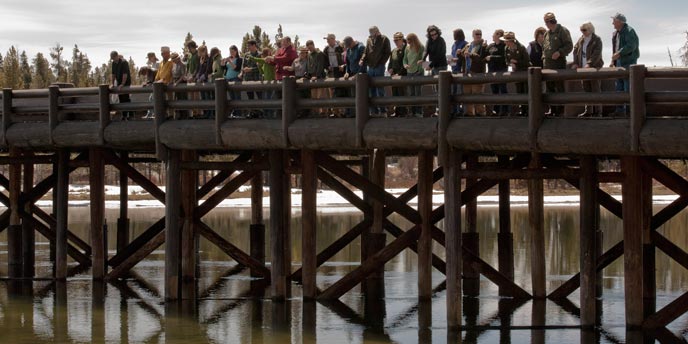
[214,79,227,145]
[438,71,453,166]
[355,73,370,148]
[282,77,297,147]
[528,67,544,152]
[48,85,60,145]
[629,64,646,153]
[2,89,12,146]
[98,84,110,145]
[153,82,167,160]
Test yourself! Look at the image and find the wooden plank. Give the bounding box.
[251,151,264,224]
[529,154,546,298]
[418,150,433,300]
[164,150,181,300]
[497,155,514,296]
[196,221,271,280]
[318,226,420,300]
[371,149,386,236]
[463,247,531,299]
[464,155,479,296]
[643,291,688,329]
[651,195,688,230]
[108,218,165,267]
[21,214,91,266]
[30,206,92,256]
[197,170,231,198]
[316,152,421,224]
[196,170,259,218]
[316,167,371,213]
[653,232,688,271]
[565,177,623,218]
[641,158,688,196]
[181,150,197,299]
[621,156,647,327]
[383,220,446,273]
[445,149,462,329]
[301,149,317,299]
[107,230,166,280]
[629,65,646,152]
[55,149,69,280]
[22,152,35,278]
[269,149,291,300]
[89,148,106,279]
[579,156,598,327]
[104,150,166,204]
[8,147,22,278]
[117,151,129,254]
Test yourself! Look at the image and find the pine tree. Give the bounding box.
[20,50,32,89]
[31,52,53,88]
[681,31,688,67]
[50,43,68,83]
[0,52,4,87]
[127,57,138,85]
[3,46,23,89]
[183,32,194,56]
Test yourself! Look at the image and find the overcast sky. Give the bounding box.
[1,0,686,69]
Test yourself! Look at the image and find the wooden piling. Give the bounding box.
[580,156,598,327]
[301,149,317,299]
[117,151,130,254]
[270,149,291,300]
[165,149,182,300]
[621,156,648,328]
[22,151,35,278]
[181,150,198,299]
[55,149,70,280]
[463,154,480,296]
[497,155,514,296]
[89,148,106,279]
[8,147,22,278]
[366,149,386,298]
[418,150,433,300]
[250,152,265,281]
[444,149,462,329]
[529,154,546,298]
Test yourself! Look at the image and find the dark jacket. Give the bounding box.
[346,42,366,75]
[528,41,543,68]
[361,34,392,68]
[242,51,261,81]
[543,24,573,66]
[307,49,328,79]
[323,44,345,78]
[573,33,604,68]
[461,40,487,74]
[194,57,213,83]
[387,44,407,76]
[424,36,448,69]
[506,41,531,72]
[486,42,507,72]
[612,23,639,67]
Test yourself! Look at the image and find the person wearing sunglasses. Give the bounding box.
[542,12,573,116]
[572,22,604,117]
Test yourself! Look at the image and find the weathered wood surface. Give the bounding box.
[222,119,284,149]
[446,118,530,152]
[537,119,630,155]
[288,118,357,149]
[363,118,438,150]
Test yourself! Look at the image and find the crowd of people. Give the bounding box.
[110,11,639,120]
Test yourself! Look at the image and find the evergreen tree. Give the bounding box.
[127,57,138,85]
[50,43,68,82]
[20,50,32,89]
[241,26,273,53]
[0,52,4,86]
[2,46,23,89]
[183,32,194,56]
[31,52,53,88]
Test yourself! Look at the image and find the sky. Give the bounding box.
[1,0,686,70]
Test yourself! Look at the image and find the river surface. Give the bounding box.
[0,205,687,343]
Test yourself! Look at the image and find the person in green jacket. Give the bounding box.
[246,48,277,118]
[610,12,639,115]
[503,31,531,116]
[404,33,425,117]
[543,12,573,116]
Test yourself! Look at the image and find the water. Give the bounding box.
[0,205,687,343]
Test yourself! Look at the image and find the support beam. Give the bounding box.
[8,147,22,278]
[529,154,546,298]
[444,149,462,329]
[89,148,106,279]
[464,154,480,296]
[418,150,433,300]
[181,150,198,299]
[579,156,598,328]
[270,149,291,300]
[164,150,182,300]
[196,221,271,279]
[366,149,386,298]
[22,151,35,278]
[117,151,130,254]
[301,149,317,299]
[497,155,514,296]
[55,149,70,280]
[250,152,265,281]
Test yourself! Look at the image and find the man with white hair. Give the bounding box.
[610,13,639,115]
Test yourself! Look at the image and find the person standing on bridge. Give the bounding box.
[486,29,509,116]
[155,46,173,85]
[610,13,639,116]
[404,33,425,117]
[423,25,448,76]
[110,51,133,120]
[450,29,468,117]
[388,32,408,117]
[542,12,573,116]
[528,27,546,68]
[572,22,604,117]
[503,31,531,116]
[343,36,366,117]
[360,26,392,116]
[461,29,488,116]
[323,33,346,117]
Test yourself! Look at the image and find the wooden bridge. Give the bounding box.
[1,65,688,338]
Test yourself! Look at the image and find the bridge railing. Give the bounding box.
[1,65,688,154]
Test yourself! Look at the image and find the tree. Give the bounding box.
[2,46,23,89]
[183,32,194,56]
[681,31,688,66]
[20,50,32,89]
[0,52,4,86]
[31,52,53,88]
[242,26,273,53]
[50,43,68,82]
[127,57,138,85]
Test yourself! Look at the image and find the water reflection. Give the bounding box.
[0,206,687,343]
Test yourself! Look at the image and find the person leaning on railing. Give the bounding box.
[245,48,276,119]
[242,40,263,118]
[572,22,604,117]
[528,27,546,68]
[486,29,509,116]
[170,52,190,119]
[110,50,134,121]
[322,33,346,117]
[503,32,531,116]
[388,32,408,117]
[542,12,573,116]
[450,29,468,117]
[194,45,214,119]
[403,33,425,117]
[460,29,488,116]
[610,12,639,116]
[305,40,328,117]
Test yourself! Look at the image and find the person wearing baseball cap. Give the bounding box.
[610,12,639,115]
[542,11,573,116]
